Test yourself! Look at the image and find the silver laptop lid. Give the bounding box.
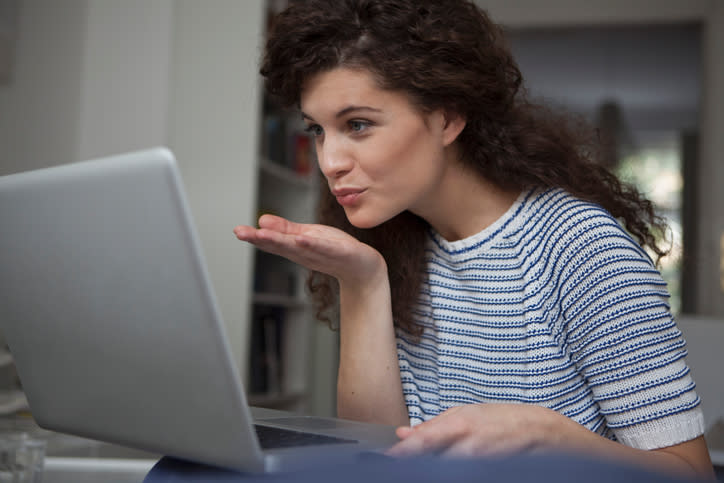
[0,148,265,471]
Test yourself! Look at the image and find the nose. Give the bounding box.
[317,135,353,180]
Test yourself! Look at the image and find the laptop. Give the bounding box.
[0,147,398,473]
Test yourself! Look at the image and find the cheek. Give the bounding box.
[385,131,445,184]
[370,126,437,178]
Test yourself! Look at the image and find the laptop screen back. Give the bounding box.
[0,148,264,471]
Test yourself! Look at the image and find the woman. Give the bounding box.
[234,0,713,478]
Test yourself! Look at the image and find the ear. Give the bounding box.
[441,111,466,147]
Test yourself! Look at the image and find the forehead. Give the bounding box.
[300,67,412,116]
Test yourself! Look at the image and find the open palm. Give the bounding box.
[233,214,385,285]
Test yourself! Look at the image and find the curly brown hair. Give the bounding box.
[260,0,668,335]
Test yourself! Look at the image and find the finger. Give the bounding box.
[239,228,355,278]
[386,408,470,457]
[386,423,460,457]
[233,225,259,241]
[233,226,292,249]
[438,438,525,459]
[436,434,500,459]
[438,440,477,459]
[385,433,427,457]
[235,220,376,281]
[257,216,350,247]
[234,225,302,259]
[257,214,304,235]
[235,222,302,247]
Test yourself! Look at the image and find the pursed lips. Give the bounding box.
[331,187,366,206]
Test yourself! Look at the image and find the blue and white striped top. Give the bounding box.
[396,188,704,450]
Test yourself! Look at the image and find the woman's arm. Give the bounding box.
[386,403,715,480]
[234,214,408,426]
[336,256,408,425]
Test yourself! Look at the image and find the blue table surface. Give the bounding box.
[144,451,708,483]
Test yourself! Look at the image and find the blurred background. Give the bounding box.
[0,0,722,473]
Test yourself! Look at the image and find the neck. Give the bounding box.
[412,161,520,242]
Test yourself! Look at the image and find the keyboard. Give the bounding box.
[254,424,357,449]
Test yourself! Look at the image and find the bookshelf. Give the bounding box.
[247,7,324,409]
[248,153,321,411]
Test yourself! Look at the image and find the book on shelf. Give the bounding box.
[289,133,312,175]
[248,305,285,396]
[261,97,314,177]
[253,249,297,297]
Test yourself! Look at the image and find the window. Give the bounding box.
[616,131,684,314]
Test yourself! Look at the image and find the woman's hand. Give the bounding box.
[386,403,557,459]
[236,214,408,426]
[234,214,385,286]
[386,403,715,480]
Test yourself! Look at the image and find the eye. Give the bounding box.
[304,124,324,137]
[349,120,370,133]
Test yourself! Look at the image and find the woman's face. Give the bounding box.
[300,67,459,229]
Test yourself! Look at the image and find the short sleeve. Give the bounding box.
[557,211,704,449]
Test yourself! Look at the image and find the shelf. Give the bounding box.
[0,389,28,415]
[260,160,316,189]
[252,292,310,309]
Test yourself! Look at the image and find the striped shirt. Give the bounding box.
[396,188,704,450]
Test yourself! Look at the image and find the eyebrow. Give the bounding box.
[301,105,383,122]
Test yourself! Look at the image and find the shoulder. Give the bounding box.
[523,188,652,264]
[524,188,624,239]
[517,189,667,314]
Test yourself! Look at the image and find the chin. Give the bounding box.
[347,217,380,229]
[344,208,395,230]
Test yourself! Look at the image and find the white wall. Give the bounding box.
[168,0,264,382]
[75,0,173,161]
[0,0,174,169]
[0,0,87,173]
